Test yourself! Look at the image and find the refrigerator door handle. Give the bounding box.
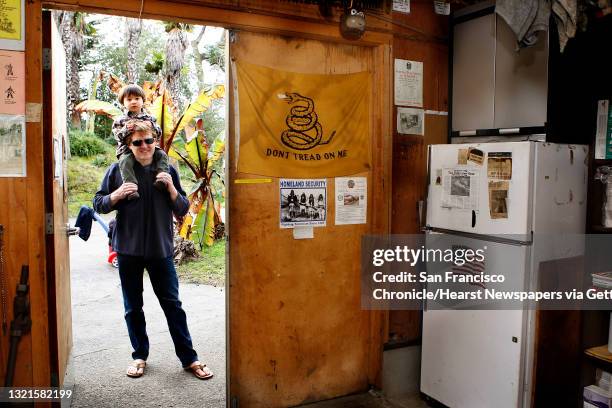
[418,200,425,231]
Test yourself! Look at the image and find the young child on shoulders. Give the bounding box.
[112,84,169,199]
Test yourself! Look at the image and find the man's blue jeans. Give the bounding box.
[117,254,198,367]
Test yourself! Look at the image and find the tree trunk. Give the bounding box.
[125,18,142,84]
[68,56,81,127]
[191,26,206,89]
[57,11,82,128]
[164,27,188,112]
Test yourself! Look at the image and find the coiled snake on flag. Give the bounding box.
[279,92,336,150]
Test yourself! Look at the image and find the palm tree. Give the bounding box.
[53,11,95,127]
[164,22,192,112]
[125,17,142,83]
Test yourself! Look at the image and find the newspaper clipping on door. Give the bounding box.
[441,168,479,209]
[488,180,509,219]
[487,152,512,180]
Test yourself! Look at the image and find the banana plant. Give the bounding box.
[74,98,122,119]
[162,88,225,248]
[150,85,224,151]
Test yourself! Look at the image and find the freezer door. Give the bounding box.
[421,232,529,408]
[427,142,534,236]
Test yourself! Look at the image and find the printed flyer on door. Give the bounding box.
[280,179,327,228]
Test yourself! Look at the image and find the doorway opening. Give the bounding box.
[46,8,228,406]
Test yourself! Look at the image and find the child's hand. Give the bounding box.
[156,172,179,201]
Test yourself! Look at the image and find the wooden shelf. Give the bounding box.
[590,226,612,233]
[586,345,612,364]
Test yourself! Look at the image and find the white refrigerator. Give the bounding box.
[420,141,588,408]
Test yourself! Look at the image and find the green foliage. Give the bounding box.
[202,41,225,72]
[144,50,164,75]
[67,156,108,217]
[199,106,225,179]
[91,153,114,167]
[176,239,225,286]
[69,129,111,157]
[164,22,193,33]
[176,158,196,193]
[94,115,115,145]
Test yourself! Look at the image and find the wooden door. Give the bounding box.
[228,31,389,407]
[42,11,72,386]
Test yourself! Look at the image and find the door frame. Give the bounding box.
[35,0,393,395]
[41,9,62,387]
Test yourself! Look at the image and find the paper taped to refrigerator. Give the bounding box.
[489,180,509,219]
[457,149,468,165]
[441,168,479,209]
[467,148,484,165]
[487,152,512,180]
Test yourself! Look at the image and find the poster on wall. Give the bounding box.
[434,0,451,15]
[0,50,24,115]
[397,107,424,135]
[0,113,25,176]
[394,59,423,107]
[279,178,327,228]
[0,0,25,51]
[392,0,410,14]
[335,177,367,225]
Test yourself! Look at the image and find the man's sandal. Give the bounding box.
[186,361,213,380]
[126,359,146,378]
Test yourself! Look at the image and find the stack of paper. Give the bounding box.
[584,384,612,408]
[592,272,612,289]
[598,369,612,392]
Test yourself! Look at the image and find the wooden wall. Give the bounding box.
[0,0,51,387]
[388,1,449,344]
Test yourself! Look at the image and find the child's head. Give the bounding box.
[119,84,145,113]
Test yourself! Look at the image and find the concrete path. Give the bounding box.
[67,216,226,407]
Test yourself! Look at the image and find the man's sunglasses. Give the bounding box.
[131,138,155,147]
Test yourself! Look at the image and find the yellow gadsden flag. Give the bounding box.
[235,61,371,177]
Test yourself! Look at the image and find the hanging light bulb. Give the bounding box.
[340,1,366,40]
